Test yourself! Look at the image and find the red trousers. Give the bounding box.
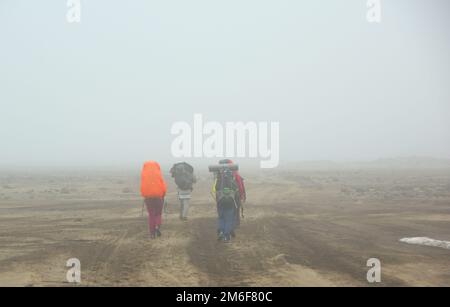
[144,198,163,233]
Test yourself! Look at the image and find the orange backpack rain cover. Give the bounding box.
[140,161,167,198]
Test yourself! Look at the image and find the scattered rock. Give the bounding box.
[270,254,290,265]
[122,187,133,194]
[60,187,71,194]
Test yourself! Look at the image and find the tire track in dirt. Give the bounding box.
[186,216,269,286]
[80,218,152,286]
[186,211,409,286]
[259,214,408,286]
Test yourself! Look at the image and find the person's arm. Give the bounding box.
[235,174,246,202]
[211,178,218,203]
[241,178,246,202]
[211,178,217,194]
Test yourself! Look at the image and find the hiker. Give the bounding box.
[170,162,196,220]
[218,159,246,227]
[210,161,241,243]
[140,161,167,239]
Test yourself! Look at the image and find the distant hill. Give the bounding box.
[364,157,450,169]
[282,157,450,170]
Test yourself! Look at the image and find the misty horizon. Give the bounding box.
[1,0,449,169]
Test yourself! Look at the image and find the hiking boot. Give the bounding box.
[155,227,162,237]
[223,235,231,243]
[217,231,225,241]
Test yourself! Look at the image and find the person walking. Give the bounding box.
[170,162,196,221]
[218,159,246,227]
[140,161,167,239]
[211,162,240,243]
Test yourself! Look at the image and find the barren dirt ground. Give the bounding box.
[1,168,449,286]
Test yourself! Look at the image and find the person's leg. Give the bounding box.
[145,199,156,237]
[217,202,226,239]
[182,198,190,219]
[223,203,235,241]
[154,198,163,235]
[179,199,184,219]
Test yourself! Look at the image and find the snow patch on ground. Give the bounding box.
[400,237,450,250]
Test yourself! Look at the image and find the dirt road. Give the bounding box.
[1,168,449,286]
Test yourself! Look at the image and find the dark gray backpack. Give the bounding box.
[171,162,195,190]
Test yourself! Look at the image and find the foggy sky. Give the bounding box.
[1,0,449,169]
